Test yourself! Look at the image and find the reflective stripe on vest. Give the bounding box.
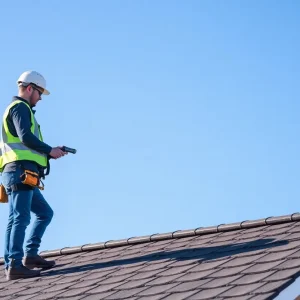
[0,100,47,172]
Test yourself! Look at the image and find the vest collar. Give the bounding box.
[12,96,36,114]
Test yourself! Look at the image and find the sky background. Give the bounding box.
[0,0,299,297]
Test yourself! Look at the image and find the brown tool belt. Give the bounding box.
[21,170,44,190]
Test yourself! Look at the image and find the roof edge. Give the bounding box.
[0,212,299,263]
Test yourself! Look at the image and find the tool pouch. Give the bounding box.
[21,170,44,190]
[0,184,8,203]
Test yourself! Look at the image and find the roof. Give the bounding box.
[1,213,300,300]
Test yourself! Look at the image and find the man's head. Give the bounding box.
[17,71,50,107]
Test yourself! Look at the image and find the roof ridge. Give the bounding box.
[0,213,299,264]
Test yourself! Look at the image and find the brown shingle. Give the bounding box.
[174,270,216,282]
[187,259,227,272]
[144,274,182,286]
[268,240,300,253]
[241,261,283,274]
[199,274,241,288]
[275,257,300,269]
[130,269,164,280]
[41,282,75,293]
[156,265,196,276]
[188,286,232,299]
[31,291,67,300]
[114,278,154,290]
[15,286,50,296]
[136,283,179,296]
[161,291,198,300]
[71,278,101,288]
[0,287,28,297]
[110,264,144,276]
[166,258,200,267]
[137,295,167,300]
[209,264,252,278]
[52,286,93,298]
[80,291,123,300]
[97,273,132,284]
[255,249,299,263]
[164,278,211,293]
[247,293,277,300]
[230,271,275,285]
[219,253,265,267]
[254,278,293,294]
[287,249,300,258]
[83,268,117,281]
[105,287,150,299]
[262,267,300,281]
[15,296,41,300]
[86,282,124,294]
[219,282,266,297]
[140,261,174,272]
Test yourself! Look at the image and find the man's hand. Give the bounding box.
[49,147,68,159]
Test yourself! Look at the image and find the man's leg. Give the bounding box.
[23,188,55,269]
[2,171,16,270]
[25,188,54,256]
[2,168,32,266]
[2,170,41,280]
[6,188,41,280]
[4,195,13,269]
[8,190,33,267]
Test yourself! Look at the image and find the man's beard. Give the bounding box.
[29,94,36,107]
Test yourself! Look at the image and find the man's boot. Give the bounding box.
[7,265,41,280]
[23,255,56,269]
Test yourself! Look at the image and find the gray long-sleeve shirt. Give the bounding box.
[3,97,52,174]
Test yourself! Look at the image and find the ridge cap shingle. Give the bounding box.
[0,212,299,264]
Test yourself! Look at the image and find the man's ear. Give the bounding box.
[26,85,33,93]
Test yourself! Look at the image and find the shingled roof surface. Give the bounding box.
[1,214,300,300]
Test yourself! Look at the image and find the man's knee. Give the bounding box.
[48,208,54,222]
[37,207,53,224]
[44,207,54,223]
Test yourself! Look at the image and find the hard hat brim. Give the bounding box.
[43,88,50,95]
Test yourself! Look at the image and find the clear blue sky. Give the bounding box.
[0,1,299,294]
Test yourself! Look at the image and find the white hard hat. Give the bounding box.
[17,71,50,95]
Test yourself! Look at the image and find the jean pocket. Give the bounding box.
[2,170,22,188]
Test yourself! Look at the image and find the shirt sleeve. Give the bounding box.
[9,103,52,155]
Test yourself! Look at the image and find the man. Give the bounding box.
[0,71,67,280]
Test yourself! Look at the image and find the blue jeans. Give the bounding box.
[2,167,53,268]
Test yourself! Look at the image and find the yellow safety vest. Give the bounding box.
[0,100,48,172]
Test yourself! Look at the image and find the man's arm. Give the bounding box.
[9,103,52,154]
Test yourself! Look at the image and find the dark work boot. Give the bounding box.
[7,265,41,280]
[23,255,56,269]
